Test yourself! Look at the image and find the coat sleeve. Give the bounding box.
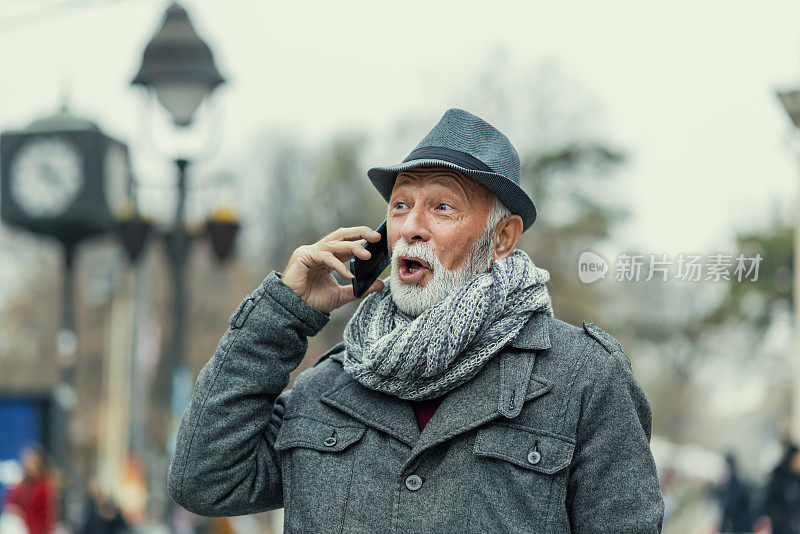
[566,341,665,532]
[167,270,330,516]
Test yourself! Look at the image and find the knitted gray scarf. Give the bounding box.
[342,249,553,400]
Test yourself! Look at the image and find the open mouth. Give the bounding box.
[400,256,430,272]
[398,256,431,282]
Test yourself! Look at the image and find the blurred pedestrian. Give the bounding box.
[712,452,754,532]
[2,445,57,534]
[762,443,800,534]
[78,479,128,534]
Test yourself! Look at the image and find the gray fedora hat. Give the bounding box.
[367,107,537,232]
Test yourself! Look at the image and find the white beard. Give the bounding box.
[389,226,496,317]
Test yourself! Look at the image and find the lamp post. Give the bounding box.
[777,89,800,443]
[129,2,235,520]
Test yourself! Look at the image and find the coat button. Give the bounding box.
[405,474,423,491]
[324,437,337,447]
[527,450,541,465]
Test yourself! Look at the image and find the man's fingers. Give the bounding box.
[319,239,371,261]
[322,226,382,243]
[314,250,353,279]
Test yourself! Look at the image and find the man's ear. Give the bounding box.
[493,214,523,260]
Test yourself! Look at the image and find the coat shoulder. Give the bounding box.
[544,317,630,379]
[580,321,625,355]
[547,316,624,355]
[546,317,621,357]
[575,320,632,382]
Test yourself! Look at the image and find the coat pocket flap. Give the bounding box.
[474,424,575,475]
[275,416,366,453]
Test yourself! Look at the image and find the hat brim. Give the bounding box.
[367,158,537,232]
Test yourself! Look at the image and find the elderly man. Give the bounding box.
[168,108,664,532]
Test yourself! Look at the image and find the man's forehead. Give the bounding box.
[393,167,488,196]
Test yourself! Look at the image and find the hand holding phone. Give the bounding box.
[350,219,390,298]
[281,225,384,313]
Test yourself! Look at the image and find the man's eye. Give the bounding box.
[393,202,407,209]
[436,203,452,211]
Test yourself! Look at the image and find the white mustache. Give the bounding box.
[390,239,441,271]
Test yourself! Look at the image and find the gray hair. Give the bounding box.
[485,195,512,236]
[474,195,512,271]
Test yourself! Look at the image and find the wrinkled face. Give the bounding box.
[387,166,497,315]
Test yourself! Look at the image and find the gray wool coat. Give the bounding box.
[167,271,665,533]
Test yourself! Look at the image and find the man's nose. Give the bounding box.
[400,205,432,243]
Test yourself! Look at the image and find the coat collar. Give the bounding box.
[508,311,552,351]
[319,312,553,465]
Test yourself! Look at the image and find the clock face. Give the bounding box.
[10,137,84,218]
[104,143,130,217]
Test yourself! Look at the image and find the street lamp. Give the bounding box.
[777,89,800,443]
[132,2,224,127]
[130,1,235,519]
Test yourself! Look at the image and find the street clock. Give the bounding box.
[10,136,84,218]
[0,108,132,243]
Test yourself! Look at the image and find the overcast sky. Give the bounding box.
[2,0,800,261]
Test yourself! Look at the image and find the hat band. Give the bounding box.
[401,146,495,173]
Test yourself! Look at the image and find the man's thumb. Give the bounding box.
[361,278,385,297]
[339,278,385,306]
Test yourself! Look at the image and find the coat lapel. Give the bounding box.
[319,312,553,457]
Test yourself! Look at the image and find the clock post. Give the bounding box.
[0,107,133,526]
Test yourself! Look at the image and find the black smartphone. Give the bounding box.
[350,219,390,298]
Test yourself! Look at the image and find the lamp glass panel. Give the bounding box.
[153,82,210,126]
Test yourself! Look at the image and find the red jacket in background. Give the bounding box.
[5,476,57,534]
